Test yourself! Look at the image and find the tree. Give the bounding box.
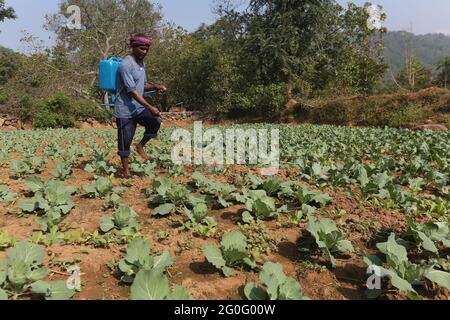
[213,0,387,97]
[242,0,336,93]
[146,23,190,110]
[45,0,163,87]
[436,57,450,89]
[170,36,240,112]
[397,55,431,90]
[332,3,388,95]
[0,0,16,27]
[0,46,19,85]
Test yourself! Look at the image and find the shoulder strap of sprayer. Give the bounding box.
[115,55,132,99]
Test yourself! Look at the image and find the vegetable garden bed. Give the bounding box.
[0,124,448,300]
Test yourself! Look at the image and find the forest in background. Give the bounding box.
[384,31,450,76]
[0,0,449,128]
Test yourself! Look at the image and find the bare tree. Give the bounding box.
[45,0,163,86]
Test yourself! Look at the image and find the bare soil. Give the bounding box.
[0,121,448,301]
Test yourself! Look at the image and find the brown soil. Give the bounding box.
[0,122,448,301]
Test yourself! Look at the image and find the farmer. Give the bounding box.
[115,34,166,177]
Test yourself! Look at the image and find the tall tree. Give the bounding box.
[45,0,163,86]
[214,0,387,96]
[398,55,431,90]
[333,3,388,94]
[242,0,338,93]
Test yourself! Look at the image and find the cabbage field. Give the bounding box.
[0,124,449,300]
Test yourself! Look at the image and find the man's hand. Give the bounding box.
[130,91,161,116]
[155,85,167,93]
[148,105,161,117]
[145,84,167,93]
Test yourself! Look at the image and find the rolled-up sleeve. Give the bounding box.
[119,63,137,93]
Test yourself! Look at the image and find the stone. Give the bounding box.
[0,118,5,127]
[80,122,92,129]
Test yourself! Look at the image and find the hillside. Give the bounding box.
[384,31,450,75]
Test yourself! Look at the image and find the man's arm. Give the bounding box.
[130,91,161,116]
[144,84,167,92]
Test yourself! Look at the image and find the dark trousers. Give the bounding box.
[117,109,162,157]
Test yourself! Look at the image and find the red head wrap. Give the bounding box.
[127,35,152,48]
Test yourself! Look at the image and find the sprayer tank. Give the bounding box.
[99,57,122,93]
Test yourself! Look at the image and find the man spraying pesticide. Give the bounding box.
[112,34,166,177]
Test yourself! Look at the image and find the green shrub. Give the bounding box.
[18,92,109,128]
[31,93,111,128]
[44,93,72,113]
[254,83,289,114]
[172,37,239,113]
[309,90,450,128]
[0,46,19,85]
[445,118,450,129]
[18,95,35,121]
[75,99,109,121]
[385,105,433,127]
[32,93,75,128]
[294,103,312,120]
[313,100,352,125]
[33,112,75,129]
[229,83,289,116]
[0,92,8,104]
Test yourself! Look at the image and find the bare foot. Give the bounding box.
[123,171,132,178]
[136,144,150,161]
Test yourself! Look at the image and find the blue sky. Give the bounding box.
[0,0,449,52]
